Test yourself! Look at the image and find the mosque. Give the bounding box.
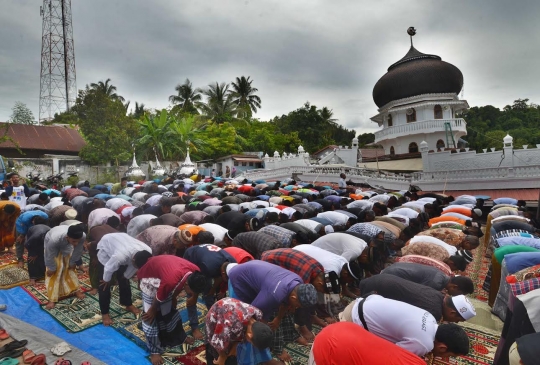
[241,28,540,199]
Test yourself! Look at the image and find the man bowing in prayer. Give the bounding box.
[44,224,86,309]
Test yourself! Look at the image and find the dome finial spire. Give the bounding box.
[407,27,416,47]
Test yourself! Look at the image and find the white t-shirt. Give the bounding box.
[369,194,391,204]
[403,202,427,212]
[317,211,350,226]
[352,294,438,357]
[311,233,367,262]
[293,244,347,274]
[9,186,26,209]
[409,235,457,256]
[199,223,228,243]
[390,208,419,219]
[294,219,323,233]
[346,200,374,210]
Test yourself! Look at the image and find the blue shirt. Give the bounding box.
[497,236,540,249]
[183,244,235,278]
[15,210,49,235]
[505,252,540,274]
[493,198,518,206]
[228,260,302,319]
[93,194,114,201]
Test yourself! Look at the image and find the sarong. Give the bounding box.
[45,253,79,302]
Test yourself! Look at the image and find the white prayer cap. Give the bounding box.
[324,225,334,234]
[225,263,238,276]
[451,295,476,320]
[473,208,483,217]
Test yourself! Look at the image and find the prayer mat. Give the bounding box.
[430,322,499,365]
[112,298,209,365]
[175,345,206,365]
[0,251,18,268]
[39,280,142,333]
[22,254,92,305]
[0,263,29,289]
[465,233,490,302]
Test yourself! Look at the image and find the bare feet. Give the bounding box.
[45,301,56,310]
[17,261,24,269]
[311,315,327,327]
[192,328,204,340]
[298,325,315,342]
[295,336,310,346]
[150,354,164,365]
[29,279,36,286]
[102,313,113,326]
[125,305,141,315]
[75,291,86,300]
[184,336,195,345]
[278,349,292,363]
[88,289,98,295]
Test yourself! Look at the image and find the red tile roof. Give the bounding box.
[360,148,385,159]
[0,123,85,153]
[429,189,540,201]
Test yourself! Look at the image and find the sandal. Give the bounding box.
[30,355,45,365]
[22,350,35,364]
[0,348,26,360]
[50,342,71,357]
[54,360,72,365]
[0,358,19,365]
[0,330,8,341]
[0,340,28,353]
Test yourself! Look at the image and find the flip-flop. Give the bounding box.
[54,360,72,365]
[0,330,8,341]
[22,350,35,364]
[0,340,28,354]
[0,347,26,360]
[0,305,7,311]
[30,355,45,365]
[0,358,19,365]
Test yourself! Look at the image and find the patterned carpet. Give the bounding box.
[22,268,91,305]
[464,235,491,302]
[0,263,29,289]
[0,251,19,268]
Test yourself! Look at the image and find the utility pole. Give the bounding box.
[39,0,77,124]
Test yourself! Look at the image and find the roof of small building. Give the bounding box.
[0,123,85,153]
[313,145,338,156]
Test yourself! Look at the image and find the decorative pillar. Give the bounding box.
[420,140,430,172]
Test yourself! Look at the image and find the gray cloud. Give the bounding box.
[2,0,540,138]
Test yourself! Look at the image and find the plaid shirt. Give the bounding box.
[261,248,323,284]
[232,232,281,259]
[347,223,382,239]
[510,278,540,296]
[259,225,295,247]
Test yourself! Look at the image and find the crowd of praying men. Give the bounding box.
[1,172,510,365]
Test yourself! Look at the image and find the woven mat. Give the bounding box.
[112,297,209,365]
[465,233,491,303]
[0,263,29,289]
[0,251,19,268]
[431,322,500,365]
[39,279,143,333]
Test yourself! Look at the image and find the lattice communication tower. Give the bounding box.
[39,0,77,123]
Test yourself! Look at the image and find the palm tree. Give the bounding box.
[90,78,125,102]
[198,82,238,124]
[319,107,338,126]
[133,102,146,119]
[230,76,261,118]
[169,114,207,158]
[136,109,175,160]
[169,79,202,113]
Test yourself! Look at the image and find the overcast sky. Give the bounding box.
[2,0,540,135]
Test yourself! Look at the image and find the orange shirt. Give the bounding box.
[428,215,466,227]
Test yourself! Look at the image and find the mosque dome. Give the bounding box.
[372,45,464,108]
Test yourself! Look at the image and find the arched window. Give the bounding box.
[387,114,393,127]
[436,139,445,151]
[434,105,443,119]
[406,108,416,123]
[409,142,418,153]
[390,146,395,156]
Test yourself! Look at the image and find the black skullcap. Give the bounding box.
[3,204,16,214]
[67,224,84,239]
[251,321,273,350]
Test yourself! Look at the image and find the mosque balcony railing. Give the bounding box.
[374,118,467,143]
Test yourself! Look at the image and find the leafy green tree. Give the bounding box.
[198,82,238,124]
[90,78,125,102]
[9,102,35,125]
[357,133,375,147]
[169,79,202,114]
[200,122,242,159]
[48,110,79,125]
[133,102,146,119]
[136,109,175,160]
[230,76,261,119]
[72,86,137,165]
[169,114,207,159]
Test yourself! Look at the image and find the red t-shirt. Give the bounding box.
[312,322,426,365]
[223,247,254,264]
[137,255,200,301]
